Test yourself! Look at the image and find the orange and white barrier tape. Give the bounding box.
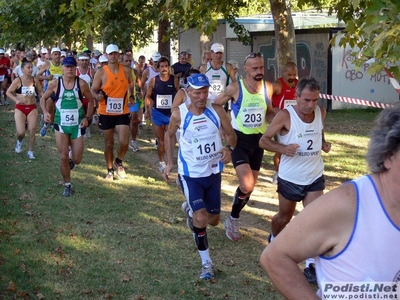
[319,93,396,109]
[386,69,400,95]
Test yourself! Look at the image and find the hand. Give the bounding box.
[80,118,89,129]
[220,148,232,164]
[284,143,300,156]
[163,164,173,183]
[44,112,52,123]
[322,141,331,153]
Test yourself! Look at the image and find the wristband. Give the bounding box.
[226,145,234,152]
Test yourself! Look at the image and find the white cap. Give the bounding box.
[0,48,4,54]
[151,52,161,62]
[186,48,192,55]
[211,43,224,53]
[41,47,48,54]
[51,47,61,54]
[228,59,238,69]
[78,54,90,60]
[99,55,108,63]
[106,44,119,54]
[61,51,66,57]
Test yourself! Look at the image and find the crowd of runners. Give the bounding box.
[2,41,398,298]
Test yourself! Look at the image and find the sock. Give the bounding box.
[230,187,248,218]
[193,225,208,251]
[64,182,71,187]
[306,258,315,268]
[198,249,212,265]
[115,158,122,165]
[108,168,114,173]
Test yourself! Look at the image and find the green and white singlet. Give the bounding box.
[54,77,84,139]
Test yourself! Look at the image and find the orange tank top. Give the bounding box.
[98,64,129,115]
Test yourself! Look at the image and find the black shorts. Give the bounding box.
[231,130,264,171]
[277,175,325,202]
[98,114,130,130]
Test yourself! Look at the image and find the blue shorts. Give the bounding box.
[129,98,144,113]
[151,108,170,126]
[179,173,221,215]
[277,175,325,202]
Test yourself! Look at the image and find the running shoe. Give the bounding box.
[63,184,72,197]
[303,264,317,283]
[15,140,23,153]
[114,161,126,179]
[105,170,114,181]
[181,201,194,231]
[27,151,35,159]
[40,124,48,137]
[200,261,215,280]
[223,216,242,241]
[272,172,278,185]
[159,161,166,173]
[130,140,139,152]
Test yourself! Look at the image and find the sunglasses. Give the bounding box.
[245,52,263,62]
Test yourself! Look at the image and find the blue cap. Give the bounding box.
[187,74,210,89]
[62,56,77,67]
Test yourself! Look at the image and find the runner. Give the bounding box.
[40,56,94,196]
[163,73,236,279]
[7,59,43,158]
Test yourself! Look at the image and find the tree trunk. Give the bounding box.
[86,35,94,52]
[158,19,171,60]
[269,0,296,77]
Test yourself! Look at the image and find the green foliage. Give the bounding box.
[331,0,400,80]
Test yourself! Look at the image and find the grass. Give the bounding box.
[0,105,381,299]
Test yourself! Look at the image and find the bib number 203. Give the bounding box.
[244,113,262,123]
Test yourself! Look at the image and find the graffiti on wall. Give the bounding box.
[258,37,327,93]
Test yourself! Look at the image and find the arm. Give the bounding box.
[213,103,237,164]
[226,63,237,84]
[79,79,95,128]
[163,109,180,183]
[214,82,239,106]
[90,67,104,107]
[199,64,206,74]
[145,77,155,120]
[320,106,332,153]
[34,76,43,99]
[6,78,21,104]
[37,62,52,81]
[39,79,58,123]
[124,65,135,106]
[171,89,185,111]
[260,183,356,300]
[265,80,276,123]
[141,68,149,96]
[259,110,299,155]
[271,79,283,114]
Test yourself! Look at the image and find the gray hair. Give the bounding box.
[367,105,400,173]
[296,77,320,97]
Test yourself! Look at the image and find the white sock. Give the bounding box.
[199,249,211,265]
[306,258,315,268]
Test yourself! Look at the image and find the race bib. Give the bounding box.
[60,109,79,126]
[192,134,221,163]
[53,74,62,81]
[156,94,172,109]
[241,107,265,128]
[0,75,4,81]
[21,86,35,96]
[106,97,123,113]
[284,100,297,108]
[210,79,223,94]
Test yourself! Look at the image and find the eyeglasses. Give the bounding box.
[245,52,263,62]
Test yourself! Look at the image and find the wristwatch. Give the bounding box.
[226,145,234,152]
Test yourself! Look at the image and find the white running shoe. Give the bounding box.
[223,216,242,241]
[15,140,23,153]
[27,151,35,159]
[130,140,139,152]
[200,261,215,279]
[158,161,166,173]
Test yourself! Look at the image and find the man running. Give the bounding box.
[91,44,135,181]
